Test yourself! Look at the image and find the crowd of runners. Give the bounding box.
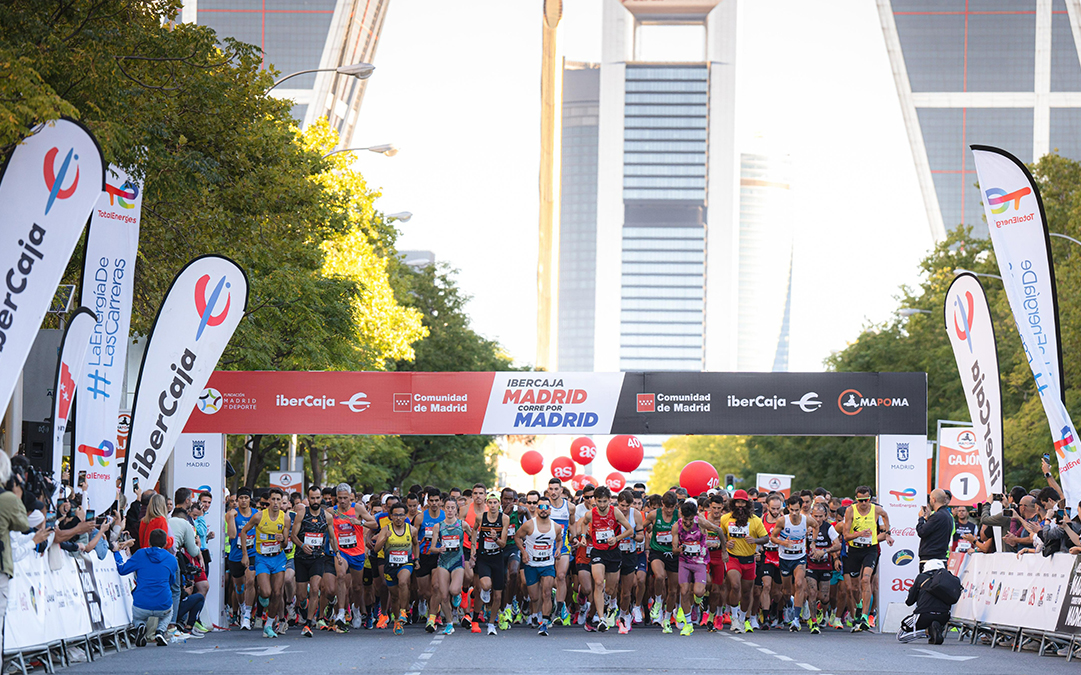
[207,479,901,639]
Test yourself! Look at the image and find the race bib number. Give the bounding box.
[304,533,325,548]
[259,542,281,556]
[728,524,749,538]
[619,538,636,552]
[508,524,516,537]
[423,526,435,540]
[596,528,614,543]
[853,535,872,546]
[442,535,460,551]
[657,532,673,544]
[484,538,499,551]
[338,533,357,548]
[533,543,551,562]
[684,543,701,555]
[705,534,721,549]
[388,550,409,565]
[782,546,804,556]
[956,539,971,552]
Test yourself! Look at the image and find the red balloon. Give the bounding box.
[679,460,720,497]
[520,450,544,476]
[551,456,576,481]
[571,474,598,491]
[605,472,626,492]
[606,435,644,473]
[570,437,598,465]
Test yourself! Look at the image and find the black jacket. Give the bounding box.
[906,568,957,616]
[916,507,952,560]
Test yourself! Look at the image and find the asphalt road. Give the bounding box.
[70,621,1078,674]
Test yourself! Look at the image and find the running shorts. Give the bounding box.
[227,559,254,578]
[708,557,726,585]
[755,561,780,586]
[779,557,806,577]
[620,551,638,577]
[591,548,621,574]
[807,568,832,583]
[649,549,678,574]
[474,553,506,591]
[503,546,521,566]
[843,547,878,577]
[726,554,756,581]
[339,551,366,572]
[255,552,287,576]
[294,555,327,583]
[678,560,708,585]
[384,562,414,586]
[637,551,648,573]
[416,553,439,578]
[523,565,556,587]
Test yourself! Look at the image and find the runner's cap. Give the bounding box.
[731,489,750,502]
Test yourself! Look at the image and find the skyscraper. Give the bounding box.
[878,0,1081,238]
[181,0,389,146]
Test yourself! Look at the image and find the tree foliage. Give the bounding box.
[649,153,1081,497]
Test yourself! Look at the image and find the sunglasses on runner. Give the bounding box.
[527,500,539,505]
[856,497,871,502]
[537,504,551,510]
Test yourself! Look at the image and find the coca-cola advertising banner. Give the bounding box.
[185,370,927,436]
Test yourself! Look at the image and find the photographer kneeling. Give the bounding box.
[898,558,962,645]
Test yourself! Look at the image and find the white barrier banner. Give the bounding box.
[123,255,247,503]
[0,118,105,411]
[877,434,928,610]
[51,307,98,481]
[971,146,1080,506]
[76,165,142,513]
[4,549,130,650]
[953,551,1072,632]
[170,433,226,626]
[943,273,1004,498]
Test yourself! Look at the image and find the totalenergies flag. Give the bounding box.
[121,255,248,504]
[943,273,1003,500]
[971,145,1078,504]
[0,118,104,418]
[76,165,142,512]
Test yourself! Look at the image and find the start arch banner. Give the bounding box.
[184,370,927,437]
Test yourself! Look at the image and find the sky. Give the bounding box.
[354,0,935,371]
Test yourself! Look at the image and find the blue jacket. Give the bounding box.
[114,547,177,611]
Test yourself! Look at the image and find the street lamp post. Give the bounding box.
[322,144,398,159]
[267,63,375,93]
[1050,232,1081,247]
[954,267,1002,281]
[898,308,933,317]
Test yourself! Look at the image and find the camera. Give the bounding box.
[9,455,56,512]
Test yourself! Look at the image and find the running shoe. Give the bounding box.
[393,620,404,635]
[633,605,643,624]
[560,604,571,626]
[462,613,473,629]
[828,614,843,630]
[135,623,148,648]
[810,622,820,635]
[850,619,863,633]
[443,623,455,636]
[376,613,390,629]
[662,621,672,634]
[193,621,211,634]
[745,619,754,633]
[617,617,630,634]
[263,623,278,639]
[860,615,870,632]
[278,621,288,635]
[675,607,686,628]
[712,614,724,632]
[699,610,711,627]
[867,614,876,629]
[730,617,743,634]
[487,623,498,636]
[538,621,549,636]
[597,616,608,633]
[364,614,375,630]
[481,589,492,604]
[333,620,349,633]
[789,619,801,633]
[750,616,760,631]
[316,619,328,631]
[680,623,694,636]
[650,602,661,623]
[154,632,168,646]
[471,621,482,634]
[426,616,437,633]
[498,613,510,631]
[351,612,363,629]
[302,625,313,638]
[584,620,596,633]
[240,616,251,631]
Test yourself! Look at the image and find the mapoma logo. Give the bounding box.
[837,389,910,416]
